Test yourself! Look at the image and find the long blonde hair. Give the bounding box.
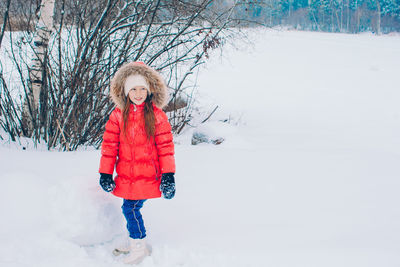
[122,95,155,139]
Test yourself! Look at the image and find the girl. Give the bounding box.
[98,62,176,265]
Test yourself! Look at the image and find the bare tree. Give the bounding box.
[1,0,250,150]
[0,0,12,47]
[0,0,13,141]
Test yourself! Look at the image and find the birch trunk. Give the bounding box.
[21,0,56,136]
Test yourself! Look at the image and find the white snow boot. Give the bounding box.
[123,238,151,265]
[112,240,130,256]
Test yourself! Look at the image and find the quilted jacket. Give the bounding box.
[98,62,175,200]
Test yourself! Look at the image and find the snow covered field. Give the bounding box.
[1,29,400,267]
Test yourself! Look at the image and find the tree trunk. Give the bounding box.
[355,0,360,33]
[376,0,381,35]
[346,0,350,32]
[21,0,56,136]
[0,0,12,48]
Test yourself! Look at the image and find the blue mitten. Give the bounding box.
[99,173,116,192]
[160,173,175,199]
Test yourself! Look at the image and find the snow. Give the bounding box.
[1,28,400,266]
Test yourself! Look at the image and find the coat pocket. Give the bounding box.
[151,159,160,180]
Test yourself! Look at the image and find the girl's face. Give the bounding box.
[124,75,148,105]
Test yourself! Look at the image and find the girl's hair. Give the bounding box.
[122,94,155,139]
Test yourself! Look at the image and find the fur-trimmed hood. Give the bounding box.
[110,62,168,109]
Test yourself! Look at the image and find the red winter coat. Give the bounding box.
[98,62,175,200]
[99,103,175,200]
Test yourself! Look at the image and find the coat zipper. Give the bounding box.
[130,107,136,179]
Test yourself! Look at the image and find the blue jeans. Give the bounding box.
[121,199,147,239]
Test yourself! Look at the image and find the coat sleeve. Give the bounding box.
[154,109,176,174]
[99,108,121,174]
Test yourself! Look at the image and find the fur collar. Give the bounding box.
[110,62,168,109]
